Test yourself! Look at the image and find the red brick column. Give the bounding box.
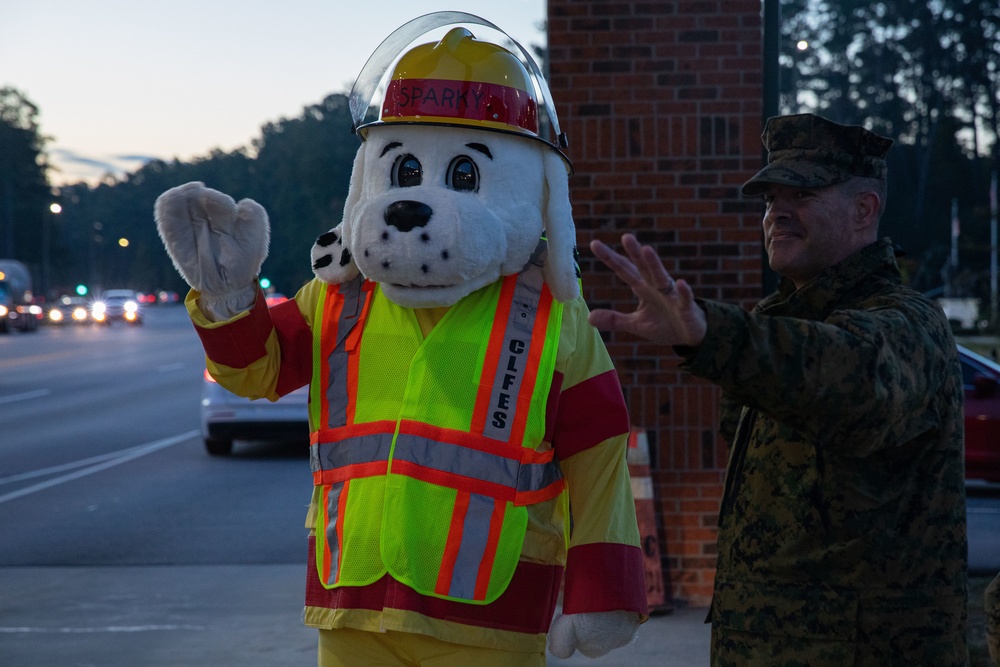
[547,0,764,607]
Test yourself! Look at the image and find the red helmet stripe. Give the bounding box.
[382,78,538,134]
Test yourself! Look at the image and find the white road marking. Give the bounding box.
[0,624,204,633]
[0,448,131,486]
[0,389,51,405]
[156,362,186,372]
[0,431,198,504]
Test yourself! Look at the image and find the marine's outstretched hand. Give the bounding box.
[587,233,707,348]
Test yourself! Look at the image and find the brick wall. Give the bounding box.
[546,0,764,607]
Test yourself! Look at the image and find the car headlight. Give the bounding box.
[72,307,88,321]
[92,302,106,315]
[0,305,7,317]
[49,309,64,322]
[124,301,138,313]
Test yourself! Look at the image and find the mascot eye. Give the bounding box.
[392,154,422,187]
[446,156,479,192]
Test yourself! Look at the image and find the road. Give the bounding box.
[968,483,1000,576]
[0,306,316,666]
[0,307,997,666]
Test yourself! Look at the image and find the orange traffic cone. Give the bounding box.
[627,428,671,613]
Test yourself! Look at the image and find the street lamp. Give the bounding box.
[90,222,103,293]
[42,202,62,300]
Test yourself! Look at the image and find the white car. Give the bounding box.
[92,289,143,324]
[199,369,309,456]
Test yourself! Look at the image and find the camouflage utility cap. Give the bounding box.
[742,113,894,196]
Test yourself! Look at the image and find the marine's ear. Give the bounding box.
[541,150,580,302]
[311,147,365,284]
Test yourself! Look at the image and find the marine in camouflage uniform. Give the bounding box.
[689,115,967,666]
[590,114,968,666]
[683,236,967,665]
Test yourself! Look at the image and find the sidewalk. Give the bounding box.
[0,565,710,666]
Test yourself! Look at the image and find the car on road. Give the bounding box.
[959,344,1000,483]
[200,369,309,456]
[47,295,91,325]
[157,290,181,305]
[0,258,40,333]
[264,292,288,307]
[92,289,143,325]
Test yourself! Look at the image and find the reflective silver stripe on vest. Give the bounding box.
[311,432,393,474]
[481,246,546,443]
[447,493,499,599]
[393,432,561,495]
[324,480,346,585]
[326,277,367,429]
[314,243,561,492]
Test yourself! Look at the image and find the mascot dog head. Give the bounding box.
[311,26,579,309]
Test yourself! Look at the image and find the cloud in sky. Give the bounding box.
[2,1,545,186]
[48,149,156,186]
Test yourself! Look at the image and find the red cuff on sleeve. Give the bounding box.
[562,542,649,615]
[194,290,272,368]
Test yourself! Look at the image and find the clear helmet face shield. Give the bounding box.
[348,11,571,171]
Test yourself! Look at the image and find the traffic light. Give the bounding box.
[259,277,271,290]
[75,284,88,296]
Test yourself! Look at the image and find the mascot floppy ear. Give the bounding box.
[311,147,365,285]
[542,151,581,303]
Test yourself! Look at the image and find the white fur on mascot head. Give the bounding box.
[309,26,579,309]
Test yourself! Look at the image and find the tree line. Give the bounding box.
[0,88,358,301]
[778,0,1000,302]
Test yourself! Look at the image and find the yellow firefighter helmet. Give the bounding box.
[350,12,569,166]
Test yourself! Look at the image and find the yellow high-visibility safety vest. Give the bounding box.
[309,246,565,605]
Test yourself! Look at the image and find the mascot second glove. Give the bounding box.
[154,182,269,321]
[547,610,641,659]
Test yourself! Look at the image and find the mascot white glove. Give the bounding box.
[154,182,269,322]
[547,610,641,659]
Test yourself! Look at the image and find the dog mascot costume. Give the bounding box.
[155,13,647,666]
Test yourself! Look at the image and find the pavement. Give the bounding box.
[0,564,710,666]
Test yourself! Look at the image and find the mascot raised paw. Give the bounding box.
[154,12,647,666]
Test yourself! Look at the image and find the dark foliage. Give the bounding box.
[49,93,357,300]
[779,0,1000,307]
[0,87,52,287]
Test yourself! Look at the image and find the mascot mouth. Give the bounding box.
[388,282,453,290]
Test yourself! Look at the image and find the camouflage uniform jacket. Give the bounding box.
[986,572,1000,665]
[681,238,968,665]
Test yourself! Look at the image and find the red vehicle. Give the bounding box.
[959,344,1000,483]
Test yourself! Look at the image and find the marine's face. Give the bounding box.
[761,183,858,289]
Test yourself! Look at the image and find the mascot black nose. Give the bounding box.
[384,201,432,232]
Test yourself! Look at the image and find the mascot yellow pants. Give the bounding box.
[318,628,546,667]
